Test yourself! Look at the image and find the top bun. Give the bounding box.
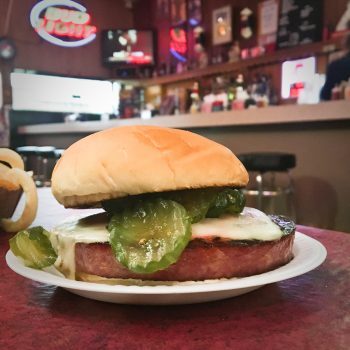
[51,126,249,208]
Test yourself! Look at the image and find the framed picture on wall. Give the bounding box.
[212,5,232,45]
[276,0,323,49]
[258,0,279,47]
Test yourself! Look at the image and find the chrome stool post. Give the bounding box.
[15,146,38,172]
[238,152,297,219]
[256,173,263,210]
[35,146,56,187]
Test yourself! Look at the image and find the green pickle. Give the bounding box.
[103,187,219,223]
[108,198,191,274]
[206,188,245,218]
[102,195,140,213]
[9,226,57,269]
[163,188,219,223]
[9,188,246,274]
[103,187,246,223]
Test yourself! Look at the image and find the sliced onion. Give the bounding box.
[0,148,24,170]
[1,168,38,232]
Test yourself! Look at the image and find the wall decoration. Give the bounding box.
[276,0,323,49]
[188,0,202,27]
[239,8,254,40]
[30,0,97,47]
[258,0,279,47]
[212,5,232,45]
[170,27,187,62]
[170,0,187,26]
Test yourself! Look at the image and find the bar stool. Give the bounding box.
[54,149,65,160]
[15,146,39,171]
[35,146,56,187]
[238,152,296,219]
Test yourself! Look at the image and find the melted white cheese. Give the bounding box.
[51,212,109,244]
[49,213,109,279]
[192,207,283,241]
[49,207,282,279]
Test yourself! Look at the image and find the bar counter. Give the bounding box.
[17,100,350,135]
[1,189,349,349]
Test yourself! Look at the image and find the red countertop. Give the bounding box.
[0,189,349,350]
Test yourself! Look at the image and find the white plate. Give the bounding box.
[6,232,326,305]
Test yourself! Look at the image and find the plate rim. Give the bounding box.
[5,231,327,295]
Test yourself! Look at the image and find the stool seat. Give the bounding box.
[16,146,39,156]
[54,149,65,159]
[35,146,56,158]
[237,152,296,219]
[238,153,296,172]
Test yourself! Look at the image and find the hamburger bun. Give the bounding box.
[51,125,249,208]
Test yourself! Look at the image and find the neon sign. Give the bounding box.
[170,28,187,62]
[30,0,97,47]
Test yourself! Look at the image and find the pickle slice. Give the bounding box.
[206,189,245,218]
[9,226,57,269]
[102,195,142,213]
[103,187,246,224]
[103,188,219,224]
[108,199,191,274]
[163,188,219,223]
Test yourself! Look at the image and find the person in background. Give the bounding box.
[320,33,350,100]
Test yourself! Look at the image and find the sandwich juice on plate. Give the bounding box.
[9,126,295,283]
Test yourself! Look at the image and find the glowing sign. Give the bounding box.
[281,57,316,99]
[30,0,97,47]
[170,28,187,62]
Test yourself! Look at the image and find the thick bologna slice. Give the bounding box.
[75,232,295,282]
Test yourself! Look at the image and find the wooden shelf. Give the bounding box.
[142,38,342,87]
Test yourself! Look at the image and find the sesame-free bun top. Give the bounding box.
[51,125,249,208]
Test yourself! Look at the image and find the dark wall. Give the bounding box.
[0,0,133,79]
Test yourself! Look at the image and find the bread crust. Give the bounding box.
[51,126,249,208]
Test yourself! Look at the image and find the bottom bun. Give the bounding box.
[75,233,295,282]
